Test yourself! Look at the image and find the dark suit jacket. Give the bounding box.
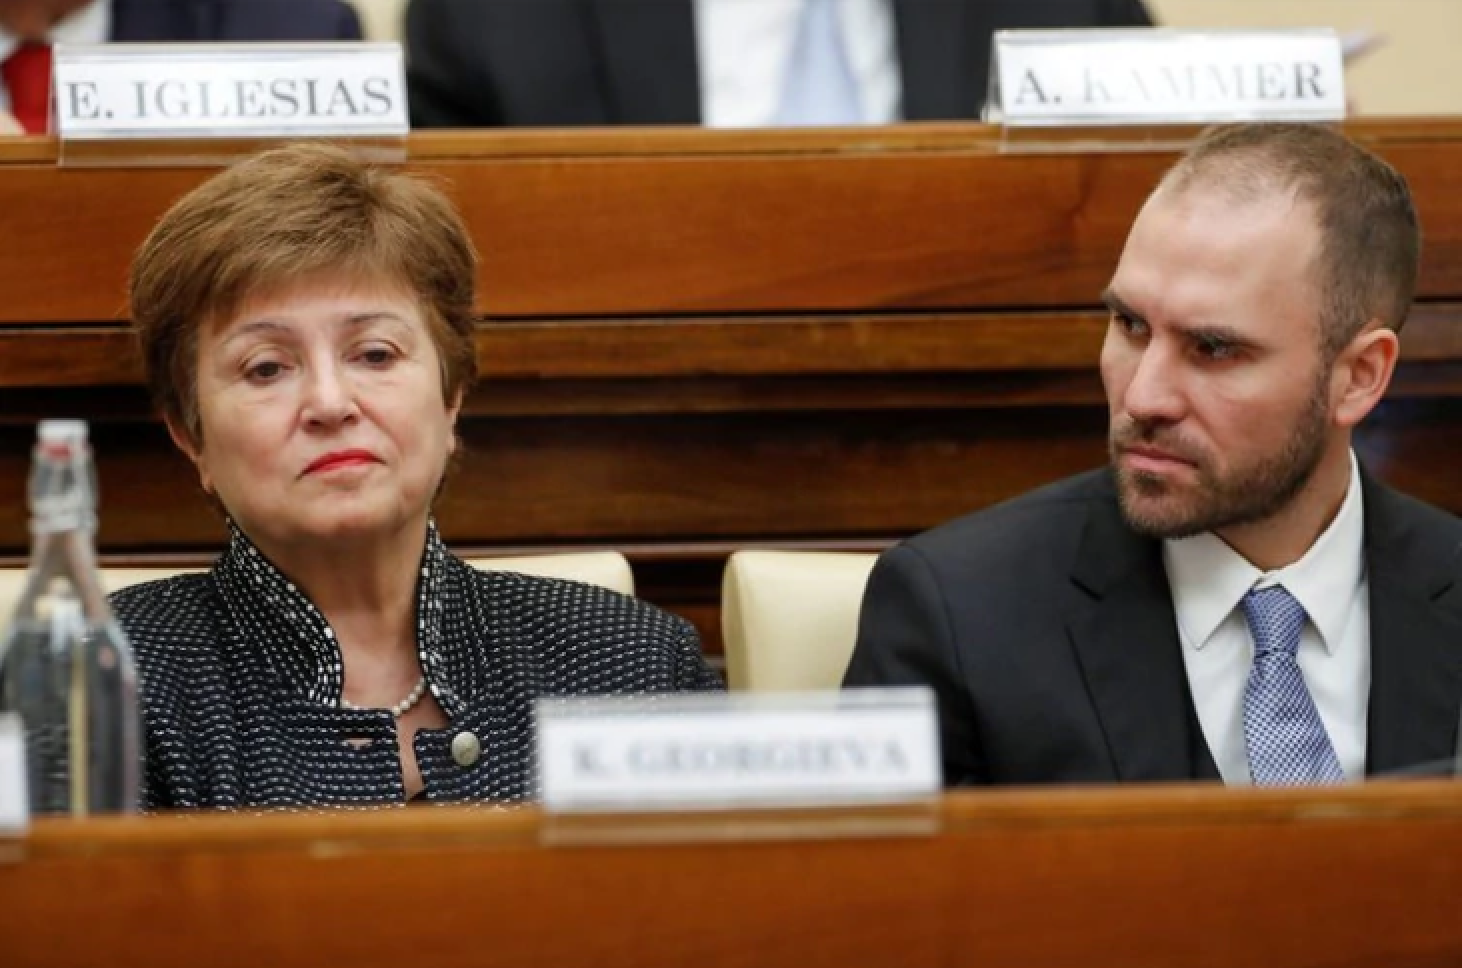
[406,0,1152,128]
[111,0,362,42]
[844,467,1462,785]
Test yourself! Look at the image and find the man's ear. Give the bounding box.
[1331,323,1400,430]
[165,415,213,495]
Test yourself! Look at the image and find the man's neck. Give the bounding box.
[1216,444,1355,572]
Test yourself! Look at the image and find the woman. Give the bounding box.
[117,143,722,808]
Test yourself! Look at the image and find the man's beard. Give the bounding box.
[1111,373,1332,540]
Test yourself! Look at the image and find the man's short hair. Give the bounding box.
[1160,123,1421,359]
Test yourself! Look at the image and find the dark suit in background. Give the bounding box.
[111,0,362,42]
[405,0,1153,128]
[843,468,1462,786]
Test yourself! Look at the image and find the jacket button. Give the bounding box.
[450,731,482,768]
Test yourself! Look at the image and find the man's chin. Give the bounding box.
[1114,481,1210,540]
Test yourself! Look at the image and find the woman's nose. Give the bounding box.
[301,361,359,428]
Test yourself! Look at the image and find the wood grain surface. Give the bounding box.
[3,784,1462,968]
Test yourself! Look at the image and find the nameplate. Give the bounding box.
[536,689,940,813]
[0,714,29,835]
[52,43,408,140]
[987,28,1346,126]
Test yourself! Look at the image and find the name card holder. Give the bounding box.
[51,43,410,167]
[983,28,1347,153]
[534,688,942,846]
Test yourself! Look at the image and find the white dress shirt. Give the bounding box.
[693,0,901,128]
[1163,452,1370,784]
[0,0,110,116]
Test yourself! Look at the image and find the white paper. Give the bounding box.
[53,42,408,140]
[536,688,941,813]
[990,28,1346,126]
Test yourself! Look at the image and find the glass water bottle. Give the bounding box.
[0,420,140,814]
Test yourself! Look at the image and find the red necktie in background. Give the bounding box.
[2,43,53,134]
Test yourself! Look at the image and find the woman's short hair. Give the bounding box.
[130,142,478,444]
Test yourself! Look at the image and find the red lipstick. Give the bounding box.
[303,449,380,475]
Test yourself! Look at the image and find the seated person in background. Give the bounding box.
[405,0,1152,128]
[846,123,1462,787]
[118,143,722,809]
[1,0,363,133]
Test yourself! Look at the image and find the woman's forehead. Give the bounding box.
[208,274,423,340]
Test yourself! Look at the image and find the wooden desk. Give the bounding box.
[3,784,1462,967]
[3,122,1462,649]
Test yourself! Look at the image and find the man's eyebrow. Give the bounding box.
[1100,289,1145,325]
[1171,322,1256,347]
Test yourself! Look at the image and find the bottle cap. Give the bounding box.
[37,420,88,446]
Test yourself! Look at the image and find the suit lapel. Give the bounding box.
[892,0,981,120]
[1362,475,1462,774]
[585,0,700,124]
[1066,475,1214,781]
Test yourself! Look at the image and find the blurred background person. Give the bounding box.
[119,143,721,808]
[1,0,363,134]
[405,0,1153,129]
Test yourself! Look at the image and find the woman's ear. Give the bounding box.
[447,386,464,426]
[165,415,213,495]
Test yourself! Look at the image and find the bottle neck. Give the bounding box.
[26,528,112,625]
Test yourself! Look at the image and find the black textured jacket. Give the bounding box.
[112,525,722,809]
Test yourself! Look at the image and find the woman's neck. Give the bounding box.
[251,518,429,660]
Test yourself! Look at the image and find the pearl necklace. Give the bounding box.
[340,676,428,718]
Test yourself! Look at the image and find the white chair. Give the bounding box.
[0,552,635,623]
[467,552,635,596]
[0,566,206,623]
[721,550,879,692]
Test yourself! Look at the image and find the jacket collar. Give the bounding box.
[1065,464,1462,781]
[212,519,467,717]
[1066,469,1215,781]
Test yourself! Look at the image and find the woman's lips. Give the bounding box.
[303,450,380,475]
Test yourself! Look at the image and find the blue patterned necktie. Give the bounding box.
[1240,585,1346,785]
[773,0,863,126]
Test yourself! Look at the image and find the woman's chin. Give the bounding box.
[276,505,416,546]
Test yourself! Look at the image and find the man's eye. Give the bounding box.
[1113,311,1146,336]
[1196,337,1237,361]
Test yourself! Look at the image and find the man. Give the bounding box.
[405,0,1152,128]
[845,123,1462,786]
[1,0,362,134]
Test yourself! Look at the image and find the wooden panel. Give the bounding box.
[5,122,1462,323]
[5,785,1462,968]
[6,123,1462,658]
[5,304,1462,389]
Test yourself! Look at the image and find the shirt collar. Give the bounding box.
[212,517,466,717]
[1164,451,1365,655]
[0,0,111,64]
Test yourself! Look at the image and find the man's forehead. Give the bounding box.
[1114,182,1325,332]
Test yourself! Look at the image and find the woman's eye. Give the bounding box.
[359,346,397,366]
[245,360,284,382]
